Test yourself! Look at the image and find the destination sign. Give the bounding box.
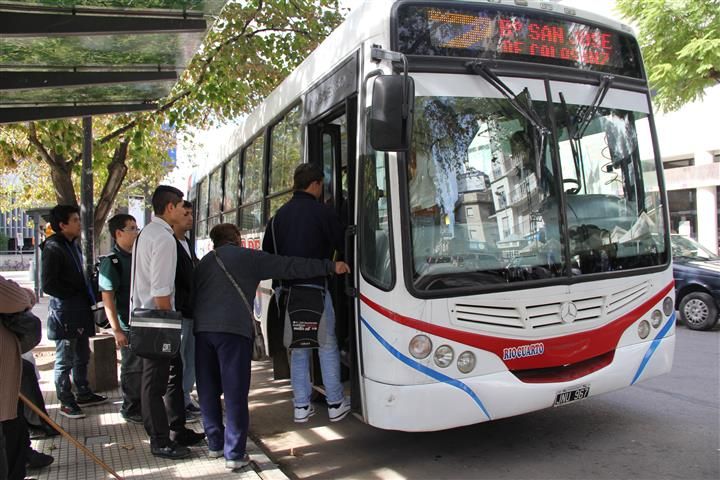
[396,4,643,78]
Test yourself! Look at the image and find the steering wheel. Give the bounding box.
[563,179,581,194]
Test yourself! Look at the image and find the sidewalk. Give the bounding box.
[3,270,287,480]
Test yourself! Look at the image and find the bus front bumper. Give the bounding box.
[362,333,675,432]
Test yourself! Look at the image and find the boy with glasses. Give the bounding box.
[99,214,141,424]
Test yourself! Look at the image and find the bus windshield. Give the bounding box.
[406,82,667,292]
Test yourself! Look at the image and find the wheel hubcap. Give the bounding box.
[684,299,709,326]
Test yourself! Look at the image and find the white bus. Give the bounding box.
[189,0,674,431]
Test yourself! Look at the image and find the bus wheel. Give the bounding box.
[679,292,718,331]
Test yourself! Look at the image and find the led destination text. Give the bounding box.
[427,8,617,67]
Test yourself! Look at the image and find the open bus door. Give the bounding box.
[307,98,359,405]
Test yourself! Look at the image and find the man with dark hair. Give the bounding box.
[262,163,350,423]
[131,186,204,460]
[173,200,200,419]
[99,213,141,424]
[41,205,107,419]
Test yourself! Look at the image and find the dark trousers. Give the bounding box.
[21,359,52,430]
[140,354,185,448]
[119,344,143,417]
[54,337,91,404]
[195,332,252,461]
[1,402,29,480]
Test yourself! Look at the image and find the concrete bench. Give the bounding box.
[87,334,118,392]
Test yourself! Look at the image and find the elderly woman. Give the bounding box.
[0,275,38,480]
[192,223,348,470]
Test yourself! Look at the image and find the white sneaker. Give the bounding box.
[294,404,316,423]
[328,396,351,422]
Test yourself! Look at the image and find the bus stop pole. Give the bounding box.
[81,116,94,279]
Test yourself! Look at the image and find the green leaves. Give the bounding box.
[163,0,344,129]
[616,0,720,112]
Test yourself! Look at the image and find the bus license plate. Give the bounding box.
[553,385,590,407]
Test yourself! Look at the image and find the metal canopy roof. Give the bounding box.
[0,1,226,124]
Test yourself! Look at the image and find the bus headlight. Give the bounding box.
[457,351,476,374]
[434,345,454,368]
[409,335,432,359]
[663,297,674,316]
[638,320,651,339]
[650,310,663,328]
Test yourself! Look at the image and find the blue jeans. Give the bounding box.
[54,337,91,404]
[291,292,344,407]
[180,318,196,406]
[195,332,252,461]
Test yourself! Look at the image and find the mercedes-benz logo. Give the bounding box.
[560,301,578,323]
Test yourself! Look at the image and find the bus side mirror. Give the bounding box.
[369,75,414,152]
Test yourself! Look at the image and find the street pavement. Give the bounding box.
[248,322,719,480]
[8,268,717,480]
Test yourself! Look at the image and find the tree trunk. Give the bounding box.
[93,140,129,244]
[48,157,78,206]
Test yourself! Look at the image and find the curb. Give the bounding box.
[247,436,290,480]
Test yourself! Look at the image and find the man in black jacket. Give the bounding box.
[262,163,350,423]
[174,200,199,419]
[41,205,107,419]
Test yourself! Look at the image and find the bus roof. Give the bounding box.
[203,0,634,174]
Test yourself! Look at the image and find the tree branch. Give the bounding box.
[27,122,57,168]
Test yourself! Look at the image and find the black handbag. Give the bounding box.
[129,308,183,359]
[212,250,267,361]
[128,229,183,359]
[0,310,42,354]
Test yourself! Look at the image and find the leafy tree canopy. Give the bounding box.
[615,0,720,112]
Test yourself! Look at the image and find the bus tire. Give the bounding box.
[679,292,718,331]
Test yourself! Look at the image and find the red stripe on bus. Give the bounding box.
[359,281,674,370]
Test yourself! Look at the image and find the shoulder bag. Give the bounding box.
[0,310,42,354]
[271,216,326,350]
[128,229,183,359]
[212,250,266,361]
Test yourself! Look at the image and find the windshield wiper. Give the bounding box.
[557,75,614,193]
[466,61,549,179]
[467,61,548,132]
[573,74,614,140]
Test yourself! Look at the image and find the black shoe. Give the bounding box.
[151,442,191,460]
[26,448,54,469]
[121,412,143,424]
[76,393,108,407]
[59,402,85,419]
[28,423,59,439]
[185,403,201,414]
[171,428,206,446]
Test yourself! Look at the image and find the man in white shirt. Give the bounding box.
[131,185,205,460]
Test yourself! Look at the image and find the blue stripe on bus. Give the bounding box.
[630,312,676,385]
[360,316,492,420]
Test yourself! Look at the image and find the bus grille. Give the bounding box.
[451,281,650,332]
[607,281,649,315]
[453,303,525,329]
[525,296,604,328]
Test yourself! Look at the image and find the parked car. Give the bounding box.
[671,234,720,330]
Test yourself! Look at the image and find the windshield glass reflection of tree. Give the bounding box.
[552,102,667,275]
[408,96,563,290]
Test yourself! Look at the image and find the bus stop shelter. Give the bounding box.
[0,0,227,278]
